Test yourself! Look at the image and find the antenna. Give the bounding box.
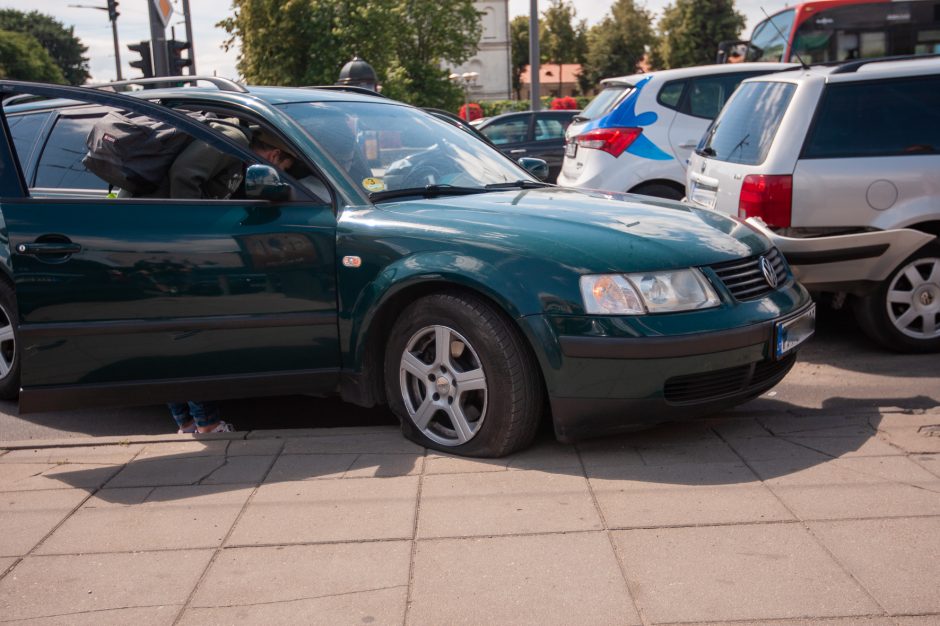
[761,7,809,70]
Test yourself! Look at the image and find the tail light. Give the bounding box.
[574,127,642,157]
[738,174,792,228]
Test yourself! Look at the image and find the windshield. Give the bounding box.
[278,101,533,197]
[697,81,796,165]
[747,9,795,61]
[580,86,633,119]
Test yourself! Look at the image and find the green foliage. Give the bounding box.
[540,0,587,94]
[509,15,529,99]
[654,0,745,68]
[219,0,480,109]
[0,10,89,85]
[579,0,656,93]
[476,96,589,118]
[0,29,66,83]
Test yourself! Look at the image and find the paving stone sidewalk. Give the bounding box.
[1,409,939,625]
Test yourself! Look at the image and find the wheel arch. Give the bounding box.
[627,178,686,199]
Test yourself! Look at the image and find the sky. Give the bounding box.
[3,0,776,83]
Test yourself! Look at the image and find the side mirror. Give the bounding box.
[518,157,549,182]
[245,164,292,201]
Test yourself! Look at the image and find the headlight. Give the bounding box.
[580,269,719,314]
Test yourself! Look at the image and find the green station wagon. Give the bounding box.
[0,78,815,457]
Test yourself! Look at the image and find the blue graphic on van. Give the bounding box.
[583,76,673,161]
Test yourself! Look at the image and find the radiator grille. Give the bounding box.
[663,354,796,404]
[709,248,788,301]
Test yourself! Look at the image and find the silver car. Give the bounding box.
[687,56,940,352]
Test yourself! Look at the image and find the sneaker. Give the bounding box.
[196,420,236,435]
[177,423,197,434]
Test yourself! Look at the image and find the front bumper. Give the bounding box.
[519,302,813,441]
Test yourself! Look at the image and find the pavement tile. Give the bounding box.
[424,454,507,474]
[782,434,905,457]
[589,464,793,528]
[769,482,940,520]
[106,456,226,487]
[136,440,231,458]
[667,619,894,626]
[200,455,276,485]
[912,453,940,478]
[36,484,253,554]
[0,445,143,465]
[0,556,14,574]
[245,426,399,439]
[228,476,418,545]
[752,456,940,487]
[612,524,880,623]
[758,414,874,436]
[425,439,582,475]
[191,541,410,607]
[722,436,833,462]
[180,587,406,626]
[344,453,424,478]
[224,438,284,456]
[576,438,646,471]
[281,432,423,455]
[265,453,359,482]
[810,517,940,615]
[895,618,940,626]
[636,441,742,465]
[0,550,212,621]
[0,489,88,556]
[417,470,602,538]
[708,417,775,439]
[409,532,640,625]
[0,463,121,492]
[2,605,180,625]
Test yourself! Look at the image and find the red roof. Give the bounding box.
[520,63,582,85]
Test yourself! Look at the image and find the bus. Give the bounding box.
[718,0,940,64]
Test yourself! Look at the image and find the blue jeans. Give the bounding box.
[167,401,220,428]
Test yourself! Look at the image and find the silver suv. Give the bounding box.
[687,56,940,352]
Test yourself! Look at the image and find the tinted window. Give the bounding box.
[34,116,108,190]
[699,81,796,165]
[581,86,632,119]
[803,76,940,159]
[7,113,50,174]
[748,9,795,61]
[681,73,766,120]
[480,116,530,145]
[534,114,571,141]
[657,81,685,109]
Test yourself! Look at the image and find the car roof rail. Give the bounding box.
[303,84,388,98]
[831,52,940,74]
[89,76,249,93]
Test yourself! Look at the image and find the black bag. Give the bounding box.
[82,110,206,194]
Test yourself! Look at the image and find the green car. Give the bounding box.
[0,79,815,457]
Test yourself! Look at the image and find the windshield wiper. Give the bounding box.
[484,180,553,190]
[730,133,750,158]
[369,184,488,202]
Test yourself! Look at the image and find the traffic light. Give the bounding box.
[127,41,153,79]
[167,40,192,77]
[106,0,119,21]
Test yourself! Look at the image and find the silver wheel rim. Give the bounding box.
[886,256,940,340]
[0,302,14,381]
[399,324,487,447]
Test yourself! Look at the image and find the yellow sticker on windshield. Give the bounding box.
[362,177,385,192]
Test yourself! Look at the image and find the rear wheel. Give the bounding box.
[0,281,19,400]
[384,292,542,457]
[854,243,940,353]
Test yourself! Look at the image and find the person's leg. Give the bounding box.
[188,401,233,433]
[168,402,195,433]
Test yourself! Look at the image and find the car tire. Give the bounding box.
[629,182,684,201]
[854,242,940,353]
[0,281,20,400]
[383,292,542,457]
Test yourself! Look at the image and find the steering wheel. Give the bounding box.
[403,163,445,188]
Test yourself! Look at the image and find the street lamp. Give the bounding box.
[449,71,479,120]
[69,2,122,81]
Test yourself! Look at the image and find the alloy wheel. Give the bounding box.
[886,256,940,340]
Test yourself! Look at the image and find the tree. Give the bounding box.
[0,10,89,85]
[539,0,587,95]
[219,0,480,109]
[579,0,656,93]
[0,30,66,83]
[653,0,744,68]
[509,15,529,100]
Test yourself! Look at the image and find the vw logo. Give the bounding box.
[760,256,778,288]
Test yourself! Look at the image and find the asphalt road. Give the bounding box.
[1,305,938,442]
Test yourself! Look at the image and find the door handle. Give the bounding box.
[17,242,82,256]
[509,148,527,154]
[679,141,698,148]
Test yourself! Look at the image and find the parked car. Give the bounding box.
[0,78,814,456]
[475,109,580,183]
[557,63,795,199]
[687,55,940,353]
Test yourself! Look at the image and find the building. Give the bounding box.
[448,1,512,101]
[520,63,582,99]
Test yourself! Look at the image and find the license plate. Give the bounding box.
[565,141,577,158]
[689,181,717,209]
[774,304,816,359]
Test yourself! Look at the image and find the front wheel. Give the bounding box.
[854,243,940,353]
[384,292,543,457]
[0,281,19,399]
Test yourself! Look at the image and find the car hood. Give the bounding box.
[372,187,768,273]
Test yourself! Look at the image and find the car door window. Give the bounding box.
[7,112,50,180]
[681,72,768,120]
[534,117,566,141]
[657,80,686,110]
[34,115,109,191]
[481,117,530,145]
